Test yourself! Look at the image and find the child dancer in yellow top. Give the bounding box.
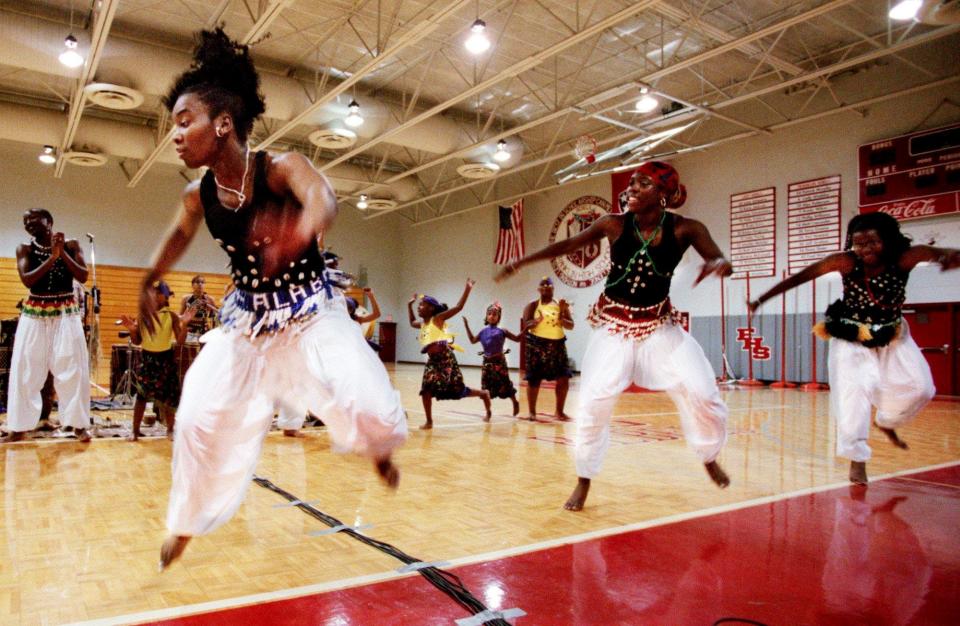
[408,279,491,429]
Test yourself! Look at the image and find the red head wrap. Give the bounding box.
[633,161,687,209]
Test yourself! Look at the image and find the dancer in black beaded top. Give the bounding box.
[3,209,92,443]
[498,161,733,511]
[750,211,959,484]
[143,28,407,569]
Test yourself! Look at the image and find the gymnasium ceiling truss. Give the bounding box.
[0,0,957,225]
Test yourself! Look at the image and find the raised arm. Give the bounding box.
[749,252,852,312]
[118,314,142,346]
[140,183,206,333]
[463,318,480,344]
[354,288,381,324]
[899,245,960,272]
[495,215,619,281]
[407,294,422,329]
[436,278,475,322]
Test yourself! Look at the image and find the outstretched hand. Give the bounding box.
[465,278,476,290]
[694,258,732,286]
[940,250,960,271]
[747,299,761,314]
[494,261,519,283]
[118,314,138,333]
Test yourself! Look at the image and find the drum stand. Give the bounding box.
[108,336,136,409]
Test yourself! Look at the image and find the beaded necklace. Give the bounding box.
[606,210,667,288]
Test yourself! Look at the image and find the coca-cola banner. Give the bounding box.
[787,175,841,275]
[729,187,775,279]
[858,122,960,221]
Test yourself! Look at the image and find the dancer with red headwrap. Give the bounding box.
[497,162,733,510]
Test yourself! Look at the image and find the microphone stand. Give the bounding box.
[86,233,108,401]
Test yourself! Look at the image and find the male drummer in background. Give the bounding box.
[180,275,218,341]
[2,208,92,442]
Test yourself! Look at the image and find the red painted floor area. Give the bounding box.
[152,466,960,626]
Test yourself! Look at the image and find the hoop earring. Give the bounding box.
[660,195,667,209]
[216,127,224,138]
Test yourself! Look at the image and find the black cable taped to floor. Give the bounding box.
[253,476,514,626]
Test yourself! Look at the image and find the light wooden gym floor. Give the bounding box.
[1,363,958,625]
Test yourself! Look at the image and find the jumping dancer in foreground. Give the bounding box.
[463,302,521,416]
[750,211,958,484]
[408,280,491,430]
[497,162,732,510]
[145,29,407,569]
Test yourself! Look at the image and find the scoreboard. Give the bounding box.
[858,122,960,221]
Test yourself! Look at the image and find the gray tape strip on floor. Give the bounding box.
[272,499,322,508]
[396,560,451,573]
[456,607,527,626]
[308,523,373,536]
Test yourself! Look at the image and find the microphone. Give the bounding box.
[86,233,95,242]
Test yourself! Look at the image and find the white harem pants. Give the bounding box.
[6,313,91,432]
[166,303,407,536]
[828,322,935,462]
[576,322,728,478]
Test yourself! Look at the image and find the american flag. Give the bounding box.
[494,199,524,265]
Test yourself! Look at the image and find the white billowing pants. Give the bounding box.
[275,397,306,431]
[576,323,728,478]
[7,313,91,432]
[166,302,407,536]
[829,322,935,462]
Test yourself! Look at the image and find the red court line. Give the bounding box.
[149,468,960,625]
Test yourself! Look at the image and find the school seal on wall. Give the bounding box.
[549,195,613,288]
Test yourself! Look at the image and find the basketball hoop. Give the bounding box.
[574,135,597,164]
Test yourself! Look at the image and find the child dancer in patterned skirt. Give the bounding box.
[464,302,521,416]
[408,279,491,429]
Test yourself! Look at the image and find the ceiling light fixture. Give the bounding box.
[465,19,491,55]
[636,86,659,113]
[344,100,364,127]
[493,139,510,162]
[58,34,84,68]
[38,145,57,164]
[889,0,922,20]
[356,194,368,210]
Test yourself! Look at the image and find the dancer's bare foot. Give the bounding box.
[126,432,143,442]
[511,396,520,416]
[1,431,25,443]
[166,430,174,441]
[519,413,536,421]
[705,461,730,488]
[283,429,305,438]
[482,392,492,421]
[159,535,191,571]
[849,461,868,485]
[75,429,92,443]
[375,458,400,489]
[564,478,591,511]
[419,422,433,430]
[879,427,908,450]
[555,413,572,422]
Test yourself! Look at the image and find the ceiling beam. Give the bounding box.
[54,0,119,178]
[253,0,475,150]
[318,0,664,173]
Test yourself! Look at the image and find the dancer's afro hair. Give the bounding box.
[844,211,912,264]
[163,28,265,142]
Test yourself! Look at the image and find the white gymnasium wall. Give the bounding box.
[396,83,960,366]
[0,138,405,314]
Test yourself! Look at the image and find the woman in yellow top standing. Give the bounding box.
[119,281,193,440]
[408,279,491,430]
[521,277,574,421]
